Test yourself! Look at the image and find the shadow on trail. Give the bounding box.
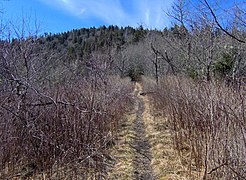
[131,84,154,180]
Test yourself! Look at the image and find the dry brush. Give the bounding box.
[146,76,246,179]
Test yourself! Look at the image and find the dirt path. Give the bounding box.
[131,83,154,180]
[139,84,189,180]
[108,82,191,180]
[108,83,154,179]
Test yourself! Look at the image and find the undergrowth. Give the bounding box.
[144,76,246,179]
[0,76,133,179]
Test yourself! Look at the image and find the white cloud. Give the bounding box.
[38,0,175,29]
[145,8,150,26]
[62,0,69,3]
[78,8,86,16]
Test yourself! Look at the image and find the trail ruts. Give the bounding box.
[131,83,154,180]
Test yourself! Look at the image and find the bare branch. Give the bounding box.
[203,0,245,43]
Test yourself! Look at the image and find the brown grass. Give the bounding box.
[139,80,193,180]
[144,76,246,180]
[108,83,141,179]
[0,76,134,179]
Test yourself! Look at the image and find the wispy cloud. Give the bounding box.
[38,0,174,29]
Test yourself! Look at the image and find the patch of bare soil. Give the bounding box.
[131,84,154,180]
[108,82,201,180]
[108,83,154,179]
[139,82,201,180]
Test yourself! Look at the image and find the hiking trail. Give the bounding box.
[108,83,195,180]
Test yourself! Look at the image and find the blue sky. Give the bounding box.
[0,0,175,35]
[0,0,243,36]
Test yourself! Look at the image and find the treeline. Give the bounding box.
[34,25,146,60]
[3,18,245,86]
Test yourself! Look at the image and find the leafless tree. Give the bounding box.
[202,0,245,43]
[166,0,191,27]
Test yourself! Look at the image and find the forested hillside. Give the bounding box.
[0,0,245,179]
[6,21,245,85]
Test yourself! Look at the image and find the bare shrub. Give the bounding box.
[0,38,134,178]
[0,75,133,178]
[148,76,246,179]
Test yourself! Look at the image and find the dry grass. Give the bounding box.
[108,83,140,179]
[0,76,134,179]
[139,81,193,180]
[107,113,136,180]
[144,76,246,180]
